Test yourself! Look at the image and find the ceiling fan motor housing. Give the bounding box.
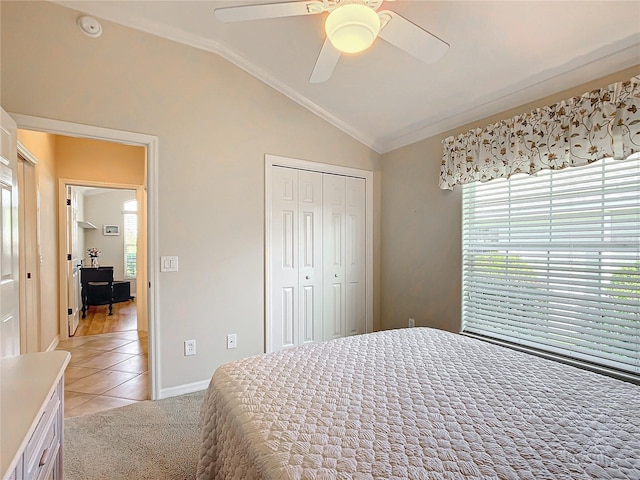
[325,4,381,54]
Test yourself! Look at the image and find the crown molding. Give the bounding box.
[380,34,640,153]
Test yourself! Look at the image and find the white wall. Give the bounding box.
[1,1,382,395]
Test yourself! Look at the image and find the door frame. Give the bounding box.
[59,180,144,337]
[264,154,373,352]
[10,113,161,400]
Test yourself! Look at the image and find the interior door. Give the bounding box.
[67,186,81,336]
[323,174,366,340]
[18,153,41,353]
[323,173,346,341]
[0,108,21,357]
[270,167,323,351]
[270,167,299,351]
[345,176,366,336]
[297,170,323,346]
[268,160,369,351]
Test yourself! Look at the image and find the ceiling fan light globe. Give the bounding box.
[325,4,380,54]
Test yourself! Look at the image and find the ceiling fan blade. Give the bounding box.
[214,1,325,23]
[309,38,341,84]
[377,10,449,64]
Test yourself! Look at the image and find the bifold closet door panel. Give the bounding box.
[345,176,366,336]
[297,170,323,346]
[323,174,346,341]
[270,167,299,350]
[270,167,323,351]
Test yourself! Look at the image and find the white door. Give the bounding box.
[297,170,323,346]
[66,186,81,336]
[345,176,366,336]
[270,167,323,351]
[268,161,369,352]
[0,108,21,357]
[270,167,298,350]
[18,153,41,353]
[323,174,346,341]
[323,175,366,340]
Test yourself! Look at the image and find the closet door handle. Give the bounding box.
[334,274,339,278]
[305,275,310,280]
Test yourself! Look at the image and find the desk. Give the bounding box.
[80,267,134,317]
[113,280,134,303]
[88,280,133,309]
[81,267,113,317]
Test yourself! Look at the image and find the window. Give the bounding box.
[462,155,640,376]
[123,200,137,278]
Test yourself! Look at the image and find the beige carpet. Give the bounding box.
[64,390,205,480]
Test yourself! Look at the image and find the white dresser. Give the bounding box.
[1,351,70,480]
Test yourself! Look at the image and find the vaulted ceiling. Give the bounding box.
[54,1,640,153]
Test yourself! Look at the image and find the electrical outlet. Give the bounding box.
[408,318,415,328]
[226,334,237,349]
[184,339,196,356]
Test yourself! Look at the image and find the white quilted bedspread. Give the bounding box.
[197,328,640,480]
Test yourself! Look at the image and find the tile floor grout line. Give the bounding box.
[58,329,149,418]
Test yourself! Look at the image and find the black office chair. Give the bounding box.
[80,266,114,317]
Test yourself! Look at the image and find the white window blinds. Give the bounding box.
[462,155,640,375]
[123,200,137,278]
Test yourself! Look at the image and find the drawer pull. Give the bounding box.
[39,447,51,467]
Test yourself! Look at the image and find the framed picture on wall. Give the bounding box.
[103,225,120,236]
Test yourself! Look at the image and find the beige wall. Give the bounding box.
[4,0,635,395]
[16,130,59,350]
[380,65,640,333]
[55,136,145,185]
[1,1,382,393]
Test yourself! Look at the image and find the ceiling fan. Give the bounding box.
[214,0,449,83]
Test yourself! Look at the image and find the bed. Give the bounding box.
[197,327,640,479]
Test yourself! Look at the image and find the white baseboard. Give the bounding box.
[158,380,210,400]
[46,335,59,352]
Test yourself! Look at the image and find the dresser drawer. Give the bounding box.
[35,442,59,480]
[6,462,19,480]
[23,384,61,480]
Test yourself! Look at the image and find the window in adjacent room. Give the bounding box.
[462,154,639,376]
[123,199,137,278]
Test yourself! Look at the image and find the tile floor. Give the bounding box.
[56,330,148,418]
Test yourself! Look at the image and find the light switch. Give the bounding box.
[161,255,179,272]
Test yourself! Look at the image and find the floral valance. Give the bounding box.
[439,75,640,190]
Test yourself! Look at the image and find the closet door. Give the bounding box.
[323,174,346,341]
[323,175,366,340]
[345,177,366,336]
[270,167,299,350]
[297,171,323,346]
[270,167,322,351]
[269,162,368,351]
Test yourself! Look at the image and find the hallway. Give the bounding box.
[56,301,148,418]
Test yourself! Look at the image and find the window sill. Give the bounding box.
[460,331,640,386]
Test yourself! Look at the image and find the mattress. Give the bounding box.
[197,328,640,479]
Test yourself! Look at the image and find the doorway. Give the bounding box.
[64,184,142,337]
[12,112,160,402]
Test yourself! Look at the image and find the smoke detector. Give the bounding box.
[77,16,103,38]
